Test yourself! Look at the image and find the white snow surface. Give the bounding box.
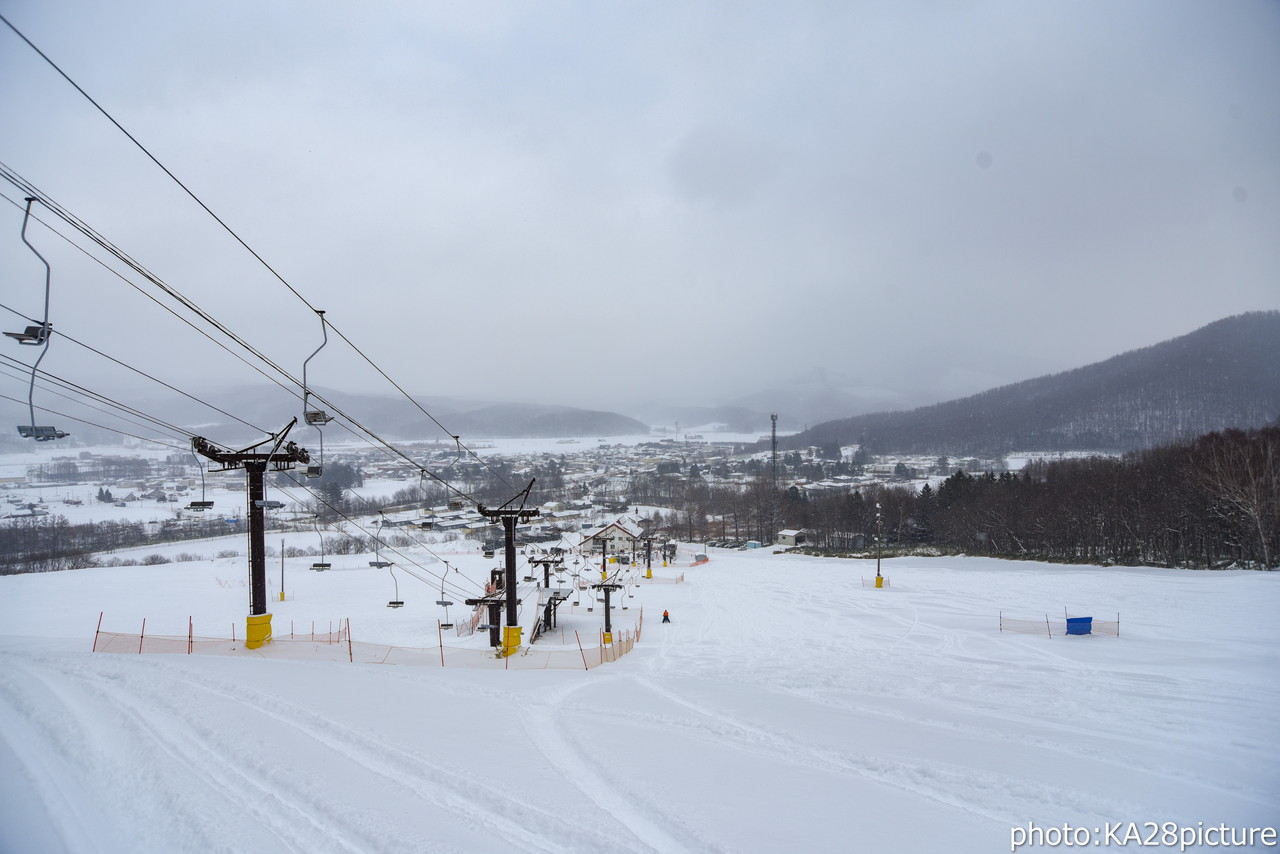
[2,546,1277,853]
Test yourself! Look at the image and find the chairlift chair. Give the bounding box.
[301,310,334,476]
[436,598,454,629]
[11,199,67,442]
[3,324,50,345]
[186,448,214,511]
[303,431,325,479]
[18,425,68,441]
[386,564,404,607]
[309,515,330,571]
[255,500,284,510]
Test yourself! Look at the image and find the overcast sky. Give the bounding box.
[1,0,1277,435]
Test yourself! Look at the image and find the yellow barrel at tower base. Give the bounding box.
[246,613,273,649]
[875,576,884,588]
[602,631,613,644]
[502,625,522,657]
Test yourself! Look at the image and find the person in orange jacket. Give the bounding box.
[662,610,671,623]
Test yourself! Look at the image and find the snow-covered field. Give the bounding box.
[2,542,1277,853]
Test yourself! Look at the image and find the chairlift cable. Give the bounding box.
[0,173,505,507]
[0,299,269,435]
[0,354,200,440]
[0,391,187,451]
[0,25,516,492]
[0,363,191,444]
[0,188,309,410]
[0,190,509,511]
[273,476,484,597]
[0,12,322,314]
[0,353,201,438]
[0,187,485,504]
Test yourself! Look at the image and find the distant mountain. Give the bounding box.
[627,405,774,434]
[723,367,923,428]
[42,386,649,448]
[786,312,1280,455]
[427,403,647,439]
[632,369,923,434]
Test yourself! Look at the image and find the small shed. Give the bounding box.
[777,529,806,547]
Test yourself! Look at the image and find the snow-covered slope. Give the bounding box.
[2,547,1277,853]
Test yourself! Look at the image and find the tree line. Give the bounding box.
[759,427,1276,568]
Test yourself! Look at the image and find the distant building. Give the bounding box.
[777,529,806,547]
[580,520,643,556]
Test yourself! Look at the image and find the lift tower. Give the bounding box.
[476,482,540,657]
[192,420,309,649]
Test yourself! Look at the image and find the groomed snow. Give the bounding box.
[2,544,1277,853]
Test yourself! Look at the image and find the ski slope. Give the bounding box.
[1,546,1277,853]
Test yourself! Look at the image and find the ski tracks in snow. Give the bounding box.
[626,675,1143,830]
[2,652,610,854]
[520,676,724,854]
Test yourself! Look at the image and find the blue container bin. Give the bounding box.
[1065,617,1092,635]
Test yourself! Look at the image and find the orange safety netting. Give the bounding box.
[93,624,640,670]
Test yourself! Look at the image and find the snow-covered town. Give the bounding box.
[3,0,1279,851]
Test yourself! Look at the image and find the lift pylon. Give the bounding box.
[476,481,540,656]
[192,420,310,649]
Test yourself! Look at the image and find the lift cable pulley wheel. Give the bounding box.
[8,197,67,441]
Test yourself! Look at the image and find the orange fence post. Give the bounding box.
[438,619,445,668]
[188,616,193,654]
[575,630,589,670]
[92,611,103,652]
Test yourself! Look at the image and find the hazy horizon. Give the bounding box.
[2,2,1277,443]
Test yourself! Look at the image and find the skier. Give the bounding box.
[662,610,671,623]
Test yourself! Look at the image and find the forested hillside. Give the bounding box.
[782,427,1279,570]
[792,312,1280,455]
